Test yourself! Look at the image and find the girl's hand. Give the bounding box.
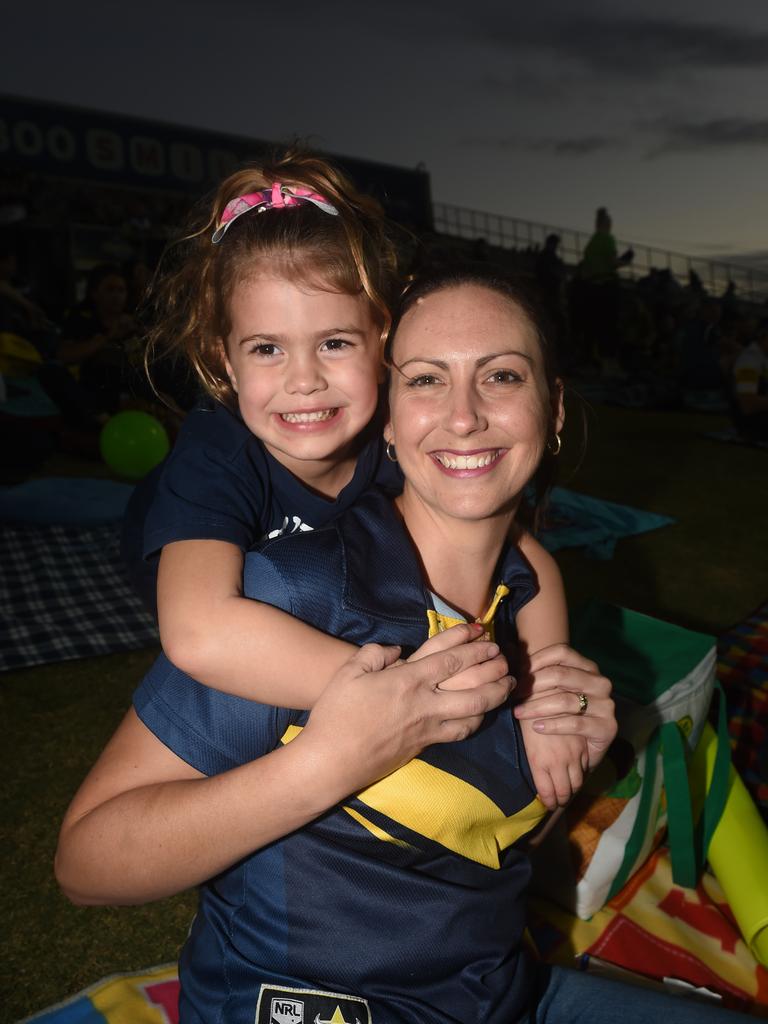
[514,643,616,809]
[407,622,515,692]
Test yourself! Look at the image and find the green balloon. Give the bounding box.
[99,411,170,479]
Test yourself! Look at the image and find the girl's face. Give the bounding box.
[223,275,382,480]
[385,283,563,525]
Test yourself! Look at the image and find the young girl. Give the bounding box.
[124,150,603,807]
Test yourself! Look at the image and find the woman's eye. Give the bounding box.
[406,373,440,387]
[486,369,522,384]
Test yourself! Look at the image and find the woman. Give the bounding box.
[57,268,733,1022]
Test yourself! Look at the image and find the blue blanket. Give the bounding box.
[538,487,675,560]
[0,477,134,526]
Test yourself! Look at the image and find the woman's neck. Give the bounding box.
[395,490,516,621]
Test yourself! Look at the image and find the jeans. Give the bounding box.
[523,964,749,1022]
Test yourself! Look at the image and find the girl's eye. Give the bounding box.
[249,343,280,357]
[486,369,522,385]
[406,373,441,387]
[321,337,350,352]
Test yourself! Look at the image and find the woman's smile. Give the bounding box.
[431,448,507,473]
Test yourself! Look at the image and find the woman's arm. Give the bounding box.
[157,539,356,707]
[56,633,514,905]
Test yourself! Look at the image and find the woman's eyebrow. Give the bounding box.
[397,349,534,369]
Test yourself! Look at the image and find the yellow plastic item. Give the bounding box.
[690,722,768,965]
[0,331,42,376]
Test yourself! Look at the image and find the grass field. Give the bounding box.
[2,402,766,1023]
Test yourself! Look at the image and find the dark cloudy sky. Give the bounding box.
[3,0,767,264]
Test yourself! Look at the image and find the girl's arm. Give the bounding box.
[55,636,513,905]
[513,530,616,809]
[515,530,569,652]
[157,539,356,706]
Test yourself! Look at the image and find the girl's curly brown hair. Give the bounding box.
[145,148,401,410]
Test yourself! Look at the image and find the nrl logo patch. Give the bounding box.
[256,984,372,1024]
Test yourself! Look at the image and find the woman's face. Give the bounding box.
[385,283,563,525]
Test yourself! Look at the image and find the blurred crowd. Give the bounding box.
[419,207,768,439]
[2,197,766,485]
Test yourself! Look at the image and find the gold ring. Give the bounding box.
[577,692,588,715]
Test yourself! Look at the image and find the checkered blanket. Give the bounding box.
[718,602,768,819]
[0,523,158,672]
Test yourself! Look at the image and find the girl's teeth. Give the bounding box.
[436,451,499,470]
[281,409,336,423]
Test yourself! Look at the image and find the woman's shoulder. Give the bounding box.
[516,528,559,578]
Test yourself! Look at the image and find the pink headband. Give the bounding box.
[211,182,338,243]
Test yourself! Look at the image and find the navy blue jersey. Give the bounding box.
[121,402,402,613]
[134,490,545,1024]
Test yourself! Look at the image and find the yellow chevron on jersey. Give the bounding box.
[281,723,546,869]
[343,805,414,850]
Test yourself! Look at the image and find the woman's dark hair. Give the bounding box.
[385,263,562,531]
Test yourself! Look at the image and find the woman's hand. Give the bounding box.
[303,624,514,796]
[514,644,616,809]
[56,625,512,906]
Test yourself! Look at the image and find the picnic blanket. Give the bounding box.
[0,478,135,527]
[0,522,158,672]
[529,845,768,1017]
[538,487,675,559]
[17,964,180,1024]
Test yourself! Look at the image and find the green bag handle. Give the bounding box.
[666,681,731,886]
[607,729,660,901]
[662,719,697,887]
[698,681,731,860]
[608,682,731,898]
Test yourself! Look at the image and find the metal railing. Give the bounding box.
[433,202,768,304]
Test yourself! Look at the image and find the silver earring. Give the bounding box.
[547,433,562,456]
[385,440,397,463]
